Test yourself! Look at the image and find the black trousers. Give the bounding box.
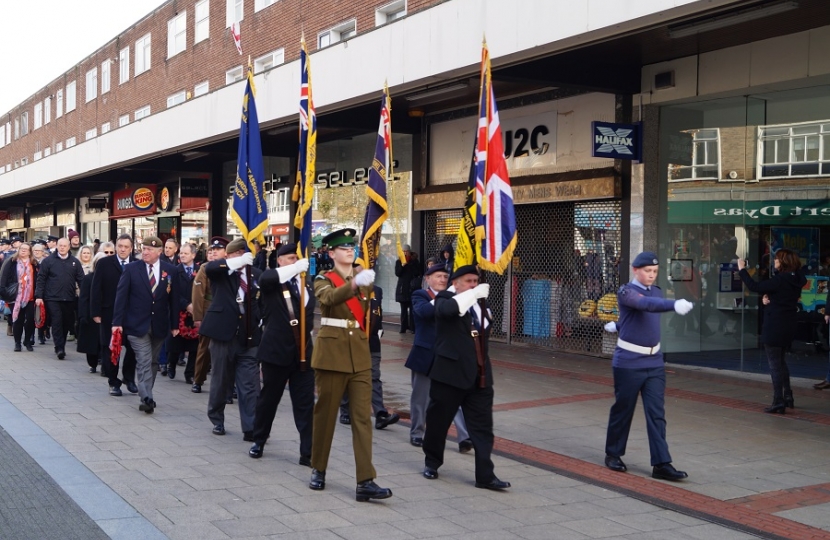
[398,301,414,332]
[252,362,315,458]
[99,308,136,388]
[605,366,672,466]
[12,302,35,346]
[168,336,198,380]
[765,345,792,404]
[46,301,75,354]
[423,379,496,484]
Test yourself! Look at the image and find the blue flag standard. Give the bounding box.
[231,67,268,251]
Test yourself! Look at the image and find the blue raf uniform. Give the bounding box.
[604,251,690,481]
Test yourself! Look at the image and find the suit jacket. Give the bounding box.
[199,260,262,348]
[112,259,179,338]
[90,255,132,320]
[257,270,316,366]
[311,268,372,373]
[405,288,438,374]
[174,262,199,312]
[430,289,493,389]
[191,264,211,322]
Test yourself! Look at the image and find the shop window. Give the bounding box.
[759,121,830,178]
[195,0,209,43]
[254,49,284,73]
[135,34,151,76]
[668,129,720,182]
[226,66,244,85]
[168,12,187,58]
[376,0,406,26]
[318,19,356,49]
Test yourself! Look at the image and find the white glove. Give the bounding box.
[674,299,693,315]
[377,329,383,339]
[353,269,376,287]
[473,283,490,300]
[454,289,478,315]
[604,321,617,333]
[276,259,309,283]
[226,252,254,271]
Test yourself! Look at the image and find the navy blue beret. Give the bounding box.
[425,263,449,276]
[277,243,297,257]
[632,251,660,268]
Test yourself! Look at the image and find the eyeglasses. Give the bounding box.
[103,251,115,254]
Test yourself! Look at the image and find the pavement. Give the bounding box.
[1,327,830,539]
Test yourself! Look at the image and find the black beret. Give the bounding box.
[450,264,478,281]
[0,239,9,246]
[277,243,297,257]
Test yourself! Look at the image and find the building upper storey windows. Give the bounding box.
[101,60,110,94]
[119,47,130,84]
[668,129,720,182]
[34,103,42,130]
[56,89,63,117]
[226,0,243,27]
[759,121,830,179]
[167,91,186,108]
[226,66,244,85]
[66,81,76,113]
[376,0,406,26]
[254,49,284,73]
[195,0,209,43]
[135,34,151,76]
[255,0,278,12]
[86,67,97,102]
[194,81,209,97]
[318,19,356,49]
[44,97,51,124]
[168,12,187,58]
[135,105,151,120]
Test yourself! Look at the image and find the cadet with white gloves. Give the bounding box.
[603,251,690,482]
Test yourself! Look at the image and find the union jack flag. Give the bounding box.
[293,38,316,259]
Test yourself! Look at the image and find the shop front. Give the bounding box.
[657,85,830,378]
[111,185,158,247]
[79,196,109,245]
[419,93,624,356]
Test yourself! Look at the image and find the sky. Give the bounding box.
[0,0,165,115]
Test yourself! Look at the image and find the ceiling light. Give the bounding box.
[668,1,799,39]
[405,83,469,102]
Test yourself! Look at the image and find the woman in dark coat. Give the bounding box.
[0,243,39,351]
[738,248,806,414]
[77,252,103,373]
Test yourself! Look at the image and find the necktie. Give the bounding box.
[186,267,192,278]
[148,264,157,292]
[238,270,248,295]
[121,260,125,269]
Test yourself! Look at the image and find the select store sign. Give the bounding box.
[668,199,830,225]
[111,185,157,218]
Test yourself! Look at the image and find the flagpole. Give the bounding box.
[297,36,310,370]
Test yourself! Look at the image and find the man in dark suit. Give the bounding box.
[422,265,510,491]
[167,242,199,383]
[407,263,470,448]
[91,234,138,396]
[200,238,262,439]
[35,238,84,360]
[162,238,180,266]
[248,243,314,462]
[112,236,179,414]
[252,240,268,271]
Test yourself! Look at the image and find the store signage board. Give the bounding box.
[111,185,157,218]
[180,178,210,198]
[591,121,642,161]
[668,199,830,225]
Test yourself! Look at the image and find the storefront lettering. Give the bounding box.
[316,164,401,189]
[712,205,830,219]
[503,125,550,158]
[116,197,135,211]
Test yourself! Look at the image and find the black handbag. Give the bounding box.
[2,282,18,303]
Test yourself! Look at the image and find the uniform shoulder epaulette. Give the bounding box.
[315,274,328,280]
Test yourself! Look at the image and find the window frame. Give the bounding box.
[254,49,285,73]
[758,120,830,179]
[134,105,151,121]
[44,97,51,124]
[33,102,43,130]
[101,122,111,134]
[168,11,187,58]
[119,47,130,84]
[254,0,279,12]
[101,59,111,94]
[118,114,130,127]
[318,19,357,49]
[226,0,243,27]
[194,81,209,97]
[195,0,209,43]
[667,129,722,183]
[85,127,97,141]
[65,81,77,113]
[20,112,29,137]
[135,34,152,76]
[86,67,98,102]
[166,90,187,108]
[66,137,76,148]
[375,0,406,26]
[56,89,64,117]
[225,66,244,85]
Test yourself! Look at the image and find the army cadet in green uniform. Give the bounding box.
[308,228,393,502]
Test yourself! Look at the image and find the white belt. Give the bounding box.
[321,317,360,329]
[617,338,660,355]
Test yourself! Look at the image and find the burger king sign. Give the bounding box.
[112,185,157,218]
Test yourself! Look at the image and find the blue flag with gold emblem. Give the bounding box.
[230,66,268,251]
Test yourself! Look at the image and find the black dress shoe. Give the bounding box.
[299,455,312,467]
[243,431,254,442]
[212,424,226,436]
[138,399,154,414]
[109,386,123,397]
[814,380,830,390]
[423,467,439,480]
[410,437,423,447]
[605,455,627,472]
[25,344,33,352]
[475,477,511,491]
[13,343,21,352]
[191,384,201,393]
[309,469,326,490]
[356,480,393,502]
[375,411,400,430]
[248,443,263,459]
[185,376,193,385]
[38,338,46,345]
[784,394,794,409]
[178,358,186,366]
[167,369,176,380]
[652,463,688,481]
[57,351,66,360]
[458,439,473,453]
[125,382,138,394]
[339,414,351,425]
[764,402,786,414]
[89,367,97,374]
[225,397,234,405]
[160,367,168,377]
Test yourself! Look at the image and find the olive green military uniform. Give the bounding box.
[311,268,376,483]
[191,264,212,386]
